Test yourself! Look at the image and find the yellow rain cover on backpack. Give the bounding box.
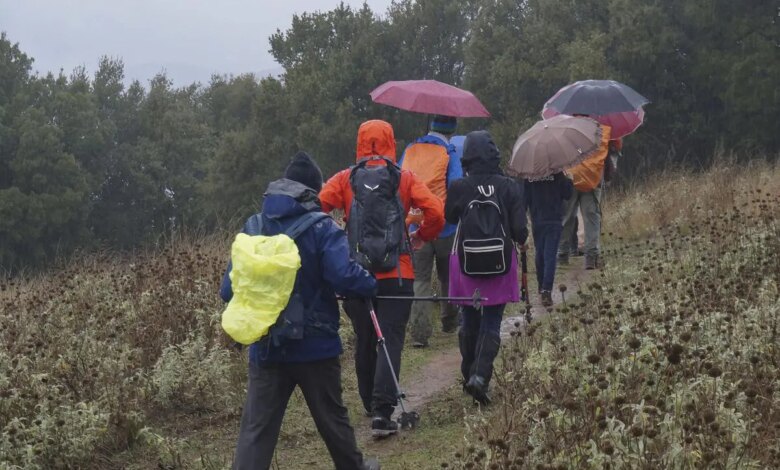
[222,233,301,345]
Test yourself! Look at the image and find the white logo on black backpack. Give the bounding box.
[364,184,379,191]
[477,185,495,197]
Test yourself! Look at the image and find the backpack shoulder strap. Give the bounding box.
[349,157,371,184]
[349,156,401,188]
[243,213,264,235]
[284,212,330,240]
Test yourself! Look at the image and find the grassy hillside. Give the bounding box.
[1,160,779,469]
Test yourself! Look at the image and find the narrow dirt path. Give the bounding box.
[394,350,461,416]
[501,261,590,335]
[374,261,593,427]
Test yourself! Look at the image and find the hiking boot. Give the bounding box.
[371,416,399,438]
[557,253,569,265]
[540,290,553,307]
[465,331,500,406]
[464,375,491,405]
[363,457,381,470]
[585,255,598,270]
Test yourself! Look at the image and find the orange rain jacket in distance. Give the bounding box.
[569,124,612,192]
[319,120,445,280]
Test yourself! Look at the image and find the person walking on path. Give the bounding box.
[220,152,381,470]
[399,115,463,347]
[445,130,528,405]
[319,120,444,437]
[557,121,612,270]
[525,172,573,306]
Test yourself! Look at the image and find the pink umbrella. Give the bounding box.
[542,106,645,140]
[370,80,490,118]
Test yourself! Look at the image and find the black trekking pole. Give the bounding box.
[339,289,486,309]
[518,244,533,324]
[366,299,420,432]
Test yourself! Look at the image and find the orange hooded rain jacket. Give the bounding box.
[319,120,445,280]
[570,124,612,192]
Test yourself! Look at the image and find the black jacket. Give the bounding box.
[445,131,528,245]
[524,172,573,226]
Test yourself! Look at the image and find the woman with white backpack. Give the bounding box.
[445,131,528,405]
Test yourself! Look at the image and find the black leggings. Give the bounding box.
[344,278,413,418]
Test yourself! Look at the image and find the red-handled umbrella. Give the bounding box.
[370,80,491,118]
[542,80,649,139]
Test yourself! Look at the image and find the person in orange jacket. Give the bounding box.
[558,120,615,270]
[320,119,444,437]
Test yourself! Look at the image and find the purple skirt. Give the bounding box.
[448,251,519,306]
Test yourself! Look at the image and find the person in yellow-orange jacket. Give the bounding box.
[558,121,614,270]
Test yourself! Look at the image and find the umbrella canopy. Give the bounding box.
[508,115,603,179]
[542,80,649,139]
[542,106,645,140]
[370,80,490,118]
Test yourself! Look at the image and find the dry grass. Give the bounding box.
[3,159,779,469]
[445,160,780,469]
[604,157,780,241]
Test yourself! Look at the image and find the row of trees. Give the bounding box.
[1,0,777,269]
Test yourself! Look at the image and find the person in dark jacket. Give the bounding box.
[445,131,528,405]
[525,172,574,307]
[220,152,380,470]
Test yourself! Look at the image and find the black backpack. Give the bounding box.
[347,156,408,273]
[454,182,513,277]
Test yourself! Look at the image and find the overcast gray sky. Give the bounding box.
[1,0,393,85]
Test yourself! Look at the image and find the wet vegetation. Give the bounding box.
[448,161,780,469]
[2,161,779,469]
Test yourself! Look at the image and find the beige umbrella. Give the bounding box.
[508,115,603,179]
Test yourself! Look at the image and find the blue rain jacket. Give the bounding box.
[220,179,377,364]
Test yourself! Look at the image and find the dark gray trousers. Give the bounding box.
[233,358,364,470]
[409,236,459,342]
[343,278,413,419]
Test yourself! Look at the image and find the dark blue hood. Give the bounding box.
[262,178,321,219]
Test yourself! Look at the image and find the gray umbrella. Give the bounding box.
[542,79,649,116]
[508,115,603,179]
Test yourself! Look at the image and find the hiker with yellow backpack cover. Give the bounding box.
[219,152,380,470]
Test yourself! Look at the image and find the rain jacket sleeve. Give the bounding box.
[405,172,445,241]
[444,178,467,225]
[557,172,574,201]
[318,218,377,298]
[219,261,234,302]
[319,170,349,213]
[506,178,529,245]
